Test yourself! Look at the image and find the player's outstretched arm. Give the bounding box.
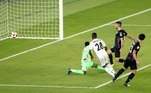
[126,35,136,41]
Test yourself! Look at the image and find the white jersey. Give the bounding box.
[89,39,107,57]
[89,38,108,66]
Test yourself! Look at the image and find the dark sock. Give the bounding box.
[108,54,113,65]
[119,59,125,63]
[115,68,125,78]
[125,73,135,83]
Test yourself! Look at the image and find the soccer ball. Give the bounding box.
[11,32,17,38]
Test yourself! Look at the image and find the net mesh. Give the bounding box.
[0,0,62,40]
[0,0,8,40]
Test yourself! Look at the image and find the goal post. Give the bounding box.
[0,0,63,41]
[59,0,63,40]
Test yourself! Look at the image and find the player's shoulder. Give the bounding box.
[134,40,140,46]
[83,46,89,52]
[91,38,99,43]
[119,29,127,33]
[119,29,127,36]
[133,40,140,50]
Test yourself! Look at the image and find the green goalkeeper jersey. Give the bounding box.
[81,46,91,64]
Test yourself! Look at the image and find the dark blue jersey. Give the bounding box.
[115,29,127,49]
[127,40,140,59]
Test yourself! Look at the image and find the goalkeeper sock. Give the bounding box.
[97,66,105,71]
[71,69,84,75]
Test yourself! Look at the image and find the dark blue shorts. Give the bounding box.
[110,46,120,57]
[124,56,137,70]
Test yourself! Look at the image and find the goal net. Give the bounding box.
[0,0,63,40]
[0,0,8,41]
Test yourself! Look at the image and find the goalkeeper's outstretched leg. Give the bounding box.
[68,41,104,75]
[68,62,104,75]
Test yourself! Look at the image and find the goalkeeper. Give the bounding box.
[68,41,104,75]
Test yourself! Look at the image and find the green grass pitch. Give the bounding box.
[0,0,151,93]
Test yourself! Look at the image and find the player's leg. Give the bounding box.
[115,58,125,63]
[107,48,114,65]
[115,48,125,63]
[69,69,85,75]
[107,63,116,74]
[89,61,104,71]
[68,63,87,75]
[124,70,136,87]
[104,63,116,77]
[124,61,137,87]
[115,49,125,63]
[113,67,126,82]
[89,61,98,68]
[97,65,105,70]
[100,56,116,77]
[113,59,129,82]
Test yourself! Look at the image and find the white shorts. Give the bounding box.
[97,53,109,66]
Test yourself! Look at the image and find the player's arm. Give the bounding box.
[101,40,107,51]
[82,52,88,61]
[104,47,107,51]
[89,42,94,59]
[120,38,124,52]
[123,30,135,41]
[126,35,135,41]
[89,50,94,59]
[132,50,139,65]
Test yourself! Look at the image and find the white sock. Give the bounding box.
[104,64,116,77]
[107,64,116,74]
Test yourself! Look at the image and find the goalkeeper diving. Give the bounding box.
[68,41,104,75]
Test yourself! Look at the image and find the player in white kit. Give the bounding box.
[89,32,116,77]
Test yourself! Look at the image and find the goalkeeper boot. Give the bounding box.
[67,68,72,75]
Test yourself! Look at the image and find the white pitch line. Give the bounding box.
[108,24,151,27]
[0,40,60,62]
[123,24,151,27]
[0,8,151,62]
[0,64,150,89]
[0,84,94,89]
[95,64,151,89]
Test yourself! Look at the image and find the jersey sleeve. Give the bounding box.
[123,30,127,36]
[89,42,93,50]
[133,43,140,51]
[101,40,106,48]
[119,31,124,38]
[119,30,127,38]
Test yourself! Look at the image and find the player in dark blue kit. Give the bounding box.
[113,34,145,87]
[108,21,135,66]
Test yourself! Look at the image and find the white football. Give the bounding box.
[11,32,17,38]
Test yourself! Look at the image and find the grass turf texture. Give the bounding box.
[0,0,151,93]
